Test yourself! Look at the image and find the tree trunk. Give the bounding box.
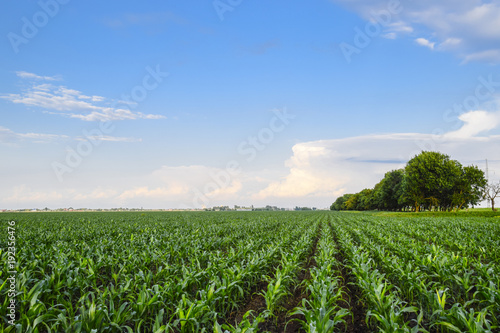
[492,199,497,212]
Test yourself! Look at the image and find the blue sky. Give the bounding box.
[1,0,500,209]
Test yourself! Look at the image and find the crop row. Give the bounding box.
[0,212,317,332]
[2,211,499,332]
[331,213,500,332]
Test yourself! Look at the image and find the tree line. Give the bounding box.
[331,151,494,212]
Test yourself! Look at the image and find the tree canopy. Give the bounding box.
[331,151,487,212]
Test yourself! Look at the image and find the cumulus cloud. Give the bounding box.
[117,186,188,201]
[72,188,119,201]
[256,109,500,206]
[444,110,500,139]
[333,0,500,63]
[1,71,165,121]
[4,185,65,204]
[3,109,500,209]
[1,162,273,209]
[5,165,245,208]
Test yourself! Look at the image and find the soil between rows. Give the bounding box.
[225,221,375,333]
[225,225,321,332]
[329,222,370,333]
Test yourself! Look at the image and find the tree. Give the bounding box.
[451,165,487,210]
[330,193,353,211]
[373,169,405,211]
[330,151,487,213]
[358,188,374,210]
[340,189,375,211]
[483,181,500,211]
[404,151,462,211]
[345,192,361,211]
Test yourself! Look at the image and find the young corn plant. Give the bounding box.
[172,294,213,333]
[434,303,497,333]
[290,228,350,333]
[431,289,498,333]
[213,310,264,333]
[343,244,423,332]
[260,271,292,319]
[291,296,350,333]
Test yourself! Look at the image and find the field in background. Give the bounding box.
[1,211,499,332]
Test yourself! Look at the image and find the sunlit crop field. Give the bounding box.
[1,211,499,332]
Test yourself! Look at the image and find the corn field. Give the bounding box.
[1,211,499,332]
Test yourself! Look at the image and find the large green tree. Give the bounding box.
[404,151,462,211]
[344,192,361,210]
[451,165,487,210]
[330,193,353,211]
[330,151,486,212]
[373,169,405,211]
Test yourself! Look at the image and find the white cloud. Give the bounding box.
[0,126,69,144]
[333,0,500,63]
[76,135,142,142]
[15,71,62,81]
[256,135,500,206]
[439,37,462,51]
[415,37,435,50]
[3,109,500,209]
[147,165,246,207]
[4,185,64,204]
[140,113,166,120]
[256,109,500,205]
[0,164,249,209]
[103,11,188,29]
[117,186,188,200]
[444,110,500,139]
[382,32,397,39]
[462,49,500,64]
[91,96,105,102]
[1,72,166,121]
[72,188,119,201]
[0,126,142,144]
[385,21,413,34]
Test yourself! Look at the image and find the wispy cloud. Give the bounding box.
[103,11,188,29]
[0,126,69,144]
[462,49,500,64]
[0,126,143,145]
[16,71,62,81]
[242,39,281,55]
[76,135,143,143]
[332,0,500,63]
[1,71,165,121]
